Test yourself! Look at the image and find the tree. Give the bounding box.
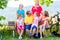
[0,16,6,26]
[0,0,8,9]
[34,0,53,7]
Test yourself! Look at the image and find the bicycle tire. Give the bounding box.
[50,22,59,36]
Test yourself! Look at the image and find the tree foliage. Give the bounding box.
[0,0,8,9]
[34,0,53,6]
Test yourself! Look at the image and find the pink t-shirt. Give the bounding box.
[33,16,38,26]
[32,6,42,16]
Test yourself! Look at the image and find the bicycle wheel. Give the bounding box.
[50,22,59,36]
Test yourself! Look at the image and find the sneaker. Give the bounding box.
[40,36,42,39]
[35,33,38,37]
[29,33,32,37]
[19,36,22,40]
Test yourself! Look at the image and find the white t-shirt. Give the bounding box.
[16,18,23,26]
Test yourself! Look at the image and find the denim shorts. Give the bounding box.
[25,24,32,30]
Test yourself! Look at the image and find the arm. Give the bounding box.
[22,19,24,27]
[15,21,17,28]
[15,21,18,28]
[24,16,29,25]
[36,19,38,34]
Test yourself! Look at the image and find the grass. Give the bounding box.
[2,30,60,40]
[2,35,60,40]
[1,26,60,40]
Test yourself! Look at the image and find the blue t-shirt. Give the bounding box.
[17,9,25,18]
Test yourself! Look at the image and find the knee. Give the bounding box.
[26,30,29,34]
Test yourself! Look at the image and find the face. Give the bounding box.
[35,1,39,6]
[19,4,23,9]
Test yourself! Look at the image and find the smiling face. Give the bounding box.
[35,1,39,6]
[19,4,23,9]
[26,11,32,16]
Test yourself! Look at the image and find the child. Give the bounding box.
[29,12,39,37]
[15,14,24,40]
[24,11,34,34]
[39,11,49,38]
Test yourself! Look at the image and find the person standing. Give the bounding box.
[31,1,42,17]
[16,4,25,18]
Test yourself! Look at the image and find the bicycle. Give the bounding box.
[50,11,60,37]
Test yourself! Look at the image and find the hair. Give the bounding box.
[44,11,49,17]
[35,0,39,5]
[17,14,22,19]
[35,12,38,16]
[26,11,31,15]
[19,4,23,9]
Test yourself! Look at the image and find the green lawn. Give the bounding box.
[2,30,60,40]
[2,35,60,40]
[1,26,60,40]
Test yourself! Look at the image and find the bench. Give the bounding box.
[8,21,15,37]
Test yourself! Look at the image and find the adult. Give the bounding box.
[31,1,42,16]
[16,4,25,18]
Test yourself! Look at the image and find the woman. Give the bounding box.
[16,4,25,18]
[31,1,42,17]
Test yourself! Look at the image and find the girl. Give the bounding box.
[39,11,49,38]
[15,14,24,39]
[29,12,39,37]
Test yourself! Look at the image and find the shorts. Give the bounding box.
[25,24,32,30]
[17,25,24,30]
[38,21,42,26]
[32,25,37,30]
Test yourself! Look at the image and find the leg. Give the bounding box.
[18,30,24,40]
[17,30,21,36]
[32,28,36,35]
[30,27,32,33]
[40,25,43,38]
[26,29,30,34]
[43,21,48,37]
[20,30,24,36]
[25,24,31,34]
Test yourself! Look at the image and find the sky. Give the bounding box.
[0,0,60,23]
[7,0,60,7]
[7,0,35,7]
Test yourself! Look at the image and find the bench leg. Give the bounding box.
[13,30,15,37]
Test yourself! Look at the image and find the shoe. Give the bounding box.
[40,36,42,39]
[35,33,38,37]
[29,33,32,37]
[19,36,22,40]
